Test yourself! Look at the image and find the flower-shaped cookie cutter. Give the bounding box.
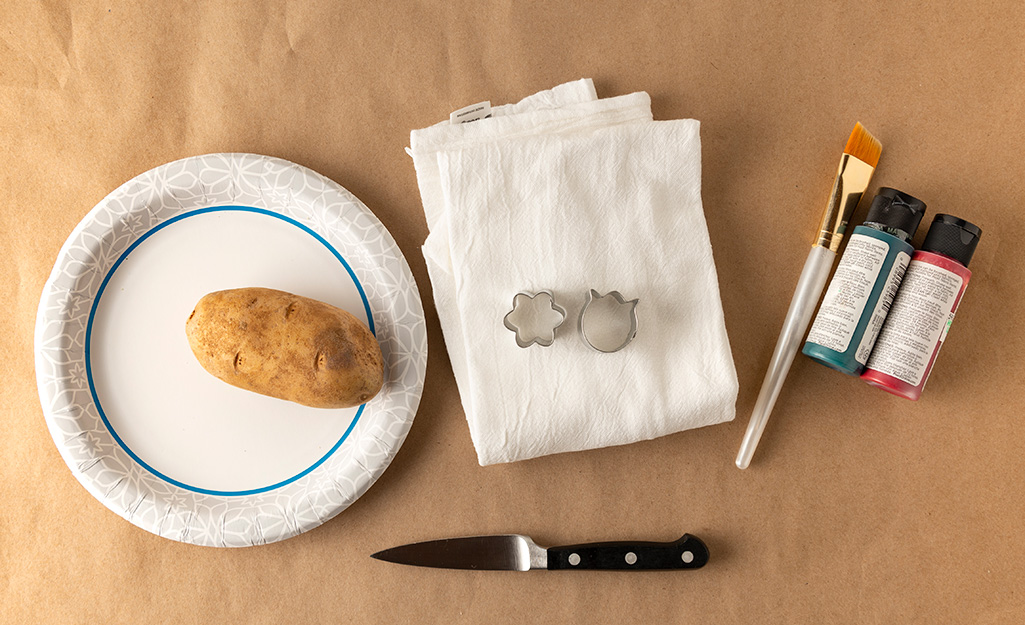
[502,290,567,348]
[578,289,639,353]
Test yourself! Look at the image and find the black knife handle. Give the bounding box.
[546,534,708,571]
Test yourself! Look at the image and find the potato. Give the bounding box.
[185,288,383,409]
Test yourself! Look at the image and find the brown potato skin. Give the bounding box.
[185,288,383,409]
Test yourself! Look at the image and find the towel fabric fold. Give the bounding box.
[410,79,738,465]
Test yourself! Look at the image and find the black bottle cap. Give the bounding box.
[922,214,982,267]
[865,187,927,238]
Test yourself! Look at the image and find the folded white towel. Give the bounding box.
[410,80,738,465]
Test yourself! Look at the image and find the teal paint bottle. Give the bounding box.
[802,188,926,375]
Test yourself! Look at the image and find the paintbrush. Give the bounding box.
[736,123,882,469]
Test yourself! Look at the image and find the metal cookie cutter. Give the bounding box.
[503,290,567,348]
[578,290,639,353]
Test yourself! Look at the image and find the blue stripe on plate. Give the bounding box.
[83,205,374,497]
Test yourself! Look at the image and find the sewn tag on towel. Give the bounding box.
[450,101,492,124]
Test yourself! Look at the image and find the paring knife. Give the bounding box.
[371,533,708,571]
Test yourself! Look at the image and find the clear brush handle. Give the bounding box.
[736,245,836,469]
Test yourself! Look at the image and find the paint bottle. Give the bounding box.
[861,214,982,400]
[802,188,926,375]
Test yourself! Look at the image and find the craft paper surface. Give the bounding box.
[2,1,1023,623]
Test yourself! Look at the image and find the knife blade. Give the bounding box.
[371,533,708,571]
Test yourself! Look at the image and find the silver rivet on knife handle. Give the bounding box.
[682,551,694,563]
[624,552,637,565]
[568,553,581,566]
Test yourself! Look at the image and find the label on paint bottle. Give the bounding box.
[806,234,889,353]
[939,309,957,343]
[855,250,910,364]
[865,260,964,386]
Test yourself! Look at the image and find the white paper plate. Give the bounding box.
[34,154,427,547]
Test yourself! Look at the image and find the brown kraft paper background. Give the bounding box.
[2,1,1023,623]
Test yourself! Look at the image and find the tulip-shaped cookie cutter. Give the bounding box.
[503,290,567,348]
[578,290,639,353]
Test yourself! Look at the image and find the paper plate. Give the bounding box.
[34,153,427,547]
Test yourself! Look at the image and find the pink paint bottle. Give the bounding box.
[861,214,981,400]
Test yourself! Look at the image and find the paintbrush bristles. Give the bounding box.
[844,122,882,168]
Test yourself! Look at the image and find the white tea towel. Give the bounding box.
[410,81,738,465]
[413,78,599,231]
[415,82,652,421]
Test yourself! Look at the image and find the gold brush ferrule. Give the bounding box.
[814,153,877,251]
